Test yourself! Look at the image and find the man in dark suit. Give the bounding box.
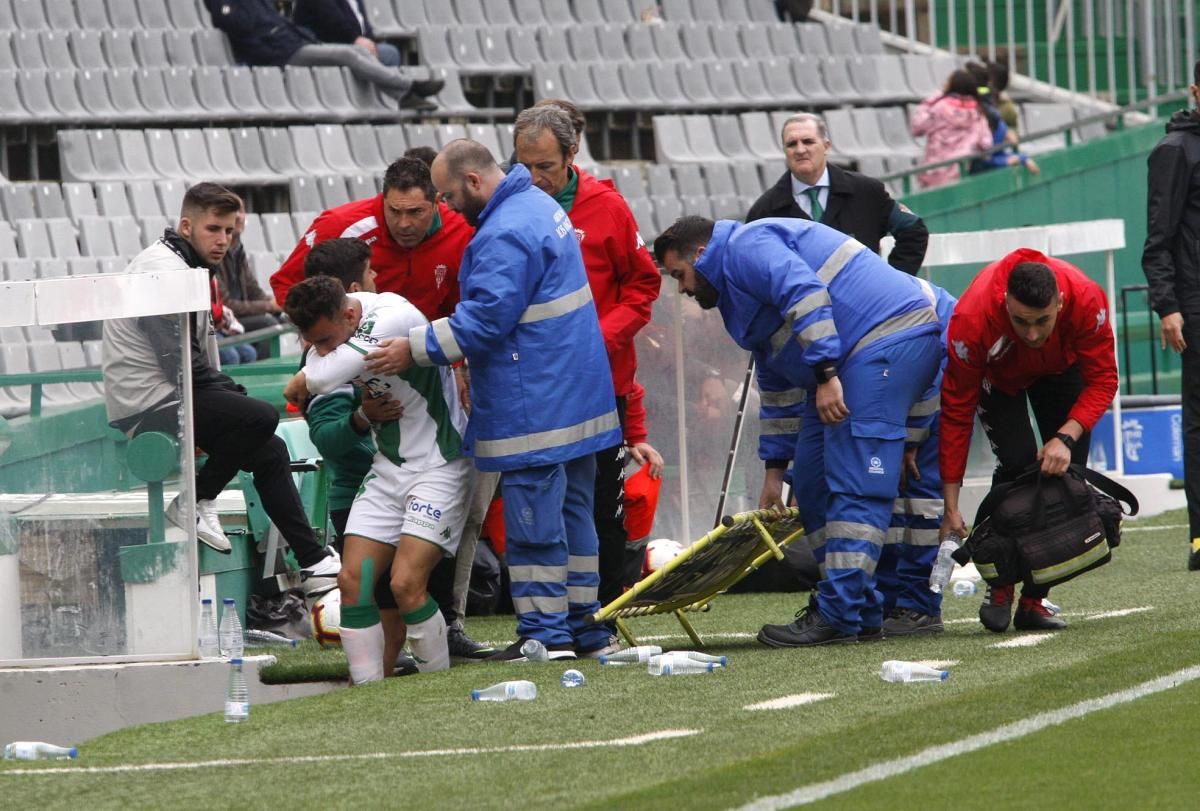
[746,113,929,275]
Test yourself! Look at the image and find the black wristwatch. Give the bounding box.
[814,363,838,384]
[1054,431,1076,450]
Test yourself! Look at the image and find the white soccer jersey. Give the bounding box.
[304,292,468,472]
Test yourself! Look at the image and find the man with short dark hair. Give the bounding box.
[940,250,1118,631]
[746,113,929,275]
[102,182,339,589]
[1142,59,1200,570]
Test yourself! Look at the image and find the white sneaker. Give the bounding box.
[301,548,340,597]
[166,495,231,553]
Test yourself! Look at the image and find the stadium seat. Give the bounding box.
[625,22,656,61]
[375,123,408,161]
[673,163,707,197]
[1,185,37,221]
[445,27,494,76]
[0,33,14,71]
[162,30,199,67]
[238,213,267,253]
[684,114,735,161]
[194,29,233,67]
[594,22,627,62]
[33,184,68,220]
[13,31,46,71]
[433,123,467,148]
[730,59,774,106]
[854,23,885,55]
[229,66,275,116]
[155,178,186,216]
[3,257,32,279]
[68,257,101,276]
[78,216,119,256]
[590,63,632,107]
[617,62,661,108]
[599,0,633,23]
[57,340,103,402]
[15,219,53,259]
[645,163,676,197]
[46,1,81,30]
[541,0,572,23]
[736,22,770,59]
[454,0,487,26]
[342,73,393,118]
[0,344,33,418]
[67,32,106,72]
[870,106,924,160]
[704,162,737,196]
[282,66,328,118]
[27,341,85,408]
[818,56,864,105]
[62,182,99,221]
[126,180,164,218]
[107,0,143,31]
[901,54,939,99]
[651,62,696,110]
[405,123,438,151]
[345,174,376,201]
[512,0,546,26]
[138,0,174,30]
[11,0,49,31]
[573,0,605,24]
[289,126,334,175]
[680,22,716,62]
[561,63,604,110]
[207,128,279,185]
[731,159,765,200]
[710,22,744,60]
[145,128,190,179]
[107,69,152,122]
[110,216,144,256]
[626,196,656,237]
[766,25,800,58]
[173,128,220,180]
[231,127,286,183]
[710,115,756,162]
[759,57,808,107]
[116,130,160,178]
[46,219,80,259]
[95,182,133,217]
[85,129,130,180]
[610,164,647,199]
[288,177,323,213]
[395,0,431,30]
[823,22,857,55]
[193,65,239,118]
[79,69,138,123]
[651,23,686,61]
[260,213,298,254]
[0,226,19,261]
[310,66,364,121]
[57,130,100,182]
[478,26,525,73]
[417,28,455,69]
[97,256,127,274]
[423,0,457,26]
[130,67,195,120]
[363,0,405,37]
[531,61,564,100]
[506,26,541,67]
[652,115,698,162]
[789,55,836,106]
[703,61,746,107]
[652,195,684,229]
[315,124,361,173]
[567,24,602,62]
[845,55,896,105]
[103,30,139,71]
[495,122,515,160]
[796,23,830,56]
[346,124,387,172]
[535,25,571,64]
[47,68,91,124]
[466,123,504,161]
[318,175,350,209]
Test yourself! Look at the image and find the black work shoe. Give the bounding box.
[447,626,495,662]
[1013,598,1067,631]
[979,583,1015,633]
[757,604,856,648]
[389,651,419,677]
[408,78,445,97]
[487,638,576,662]
[398,95,438,111]
[857,625,885,642]
[882,607,945,637]
[1189,538,1200,571]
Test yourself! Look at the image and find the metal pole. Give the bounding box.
[928,0,938,51]
[1065,0,1076,95]
[986,0,996,62]
[1105,0,1117,103]
[948,0,957,56]
[1107,250,1124,478]
[1005,0,1016,75]
[1145,0,1157,116]
[1186,0,1196,92]
[967,0,976,58]
[1026,0,1036,80]
[870,0,879,28]
[712,358,756,528]
[1126,0,1137,106]
[889,0,898,41]
[1164,0,1176,94]
[1046,0,1057,93]
[1084,0,1096,98]
[905,0,916,50]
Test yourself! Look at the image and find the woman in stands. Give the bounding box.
[911,69,994,189]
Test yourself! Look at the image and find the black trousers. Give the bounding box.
[596,396,629,608]
[978,366,1091,598]
[139,387,327,568]
[1180,321,1200,540]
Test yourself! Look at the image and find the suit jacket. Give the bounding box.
[745,163,928,275]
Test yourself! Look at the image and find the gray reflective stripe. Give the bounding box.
[761,387,807,407]
[817,239,866,284]
[519,284,594,324]
[908,394,940,417]
[513,594,568,614]
[760,417,801,436]
[847,306,938,359]
[905,528,942,546]
[509,564,568,583]
[824,550,878,574]
[473,410,620,459]
[409,325,431,367]
[916,276,937,306]
[800,526,825,551]
[568,555,598,574]
[892,497,945,517]
[885,526,905,545]
[907,426,931,443]
[788,289,831,323]
[825,521,887,545]
[798,318,837,348]
[431,316,463,364]
[567,586,597,604]
[769,314,795,355]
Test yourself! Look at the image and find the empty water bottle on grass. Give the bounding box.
[225,658,250,723]
[197,598,220,658]
[3,742,77,761]
[598,645,662,665]
[928,533,961,593]
[519,639,548,662]
[560,669,586,688]
[472,680,538,702]
[648,652,719,676]
[951,579,978,597]
[680,650,727,666]
[219,598,244,659]
[244,629,299,647]
[880,660,949,683]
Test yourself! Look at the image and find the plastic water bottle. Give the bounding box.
[648,652,718,676]
[225,657,250,723]
[197,598,220,658]
[928,533,961,594]
[3,742,78,760]
[471,680,538,702]
[519,639,548,662]
[560,669,586,688]
[952,579,978,597]
[218,598,244,659]
[598,645,662,665]
[680,650,728,666]
[244,629,299,647]
[880,660,949,683]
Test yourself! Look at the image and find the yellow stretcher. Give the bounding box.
[592,508,804,648]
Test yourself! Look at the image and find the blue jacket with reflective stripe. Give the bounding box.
[413,166,621,471]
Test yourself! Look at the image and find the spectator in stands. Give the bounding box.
[203,0,441,109]
[746,113,929,275]
[911,69,994,189]
[211,271,255,367]
[986,61,1020,133]
[291,0,400,67]
[655,215,943,647]
[964,61,1040,179]
[364,140,624,661]
[513,104,664,612]
[101,182,340,592]
[940,251,1118,631]
[1142,60,1200,570]
[774,0,813,22]
[216,200,285,360]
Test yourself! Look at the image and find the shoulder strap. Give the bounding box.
[1075,465,1140,516]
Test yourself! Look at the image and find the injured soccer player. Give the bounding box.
[283,274,471,683]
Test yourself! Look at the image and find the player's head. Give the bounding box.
[514,104,578,197]
[178,182,240,267]
[381,156,438,248]
[779,113,830,186]
[1005,261,1062,349]
[284,275,359,356]
[304,238,376,292]
[654,215,719,310]
[431,140,502,227]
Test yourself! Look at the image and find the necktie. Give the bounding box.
[806,187,824,221]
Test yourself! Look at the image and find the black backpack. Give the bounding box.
[954,465,1139,587]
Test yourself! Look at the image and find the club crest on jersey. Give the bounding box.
[575,228,586,243]
[953,339,969,362]
[868,456,885,475]
[987,336,1012,362]
[1096,308,1106,331]
[434,264,447,288]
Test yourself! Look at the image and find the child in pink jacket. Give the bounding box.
[911,69,993,189]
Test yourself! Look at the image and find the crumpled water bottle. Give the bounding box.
[951,579,978,597]
[471,680,538,702]
[598,645,662,665]
[3,742,78,760]
[560,669,586,688]
[519,639,549,662]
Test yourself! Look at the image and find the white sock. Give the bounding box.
[405,611,449,673]
[340,623,385,684]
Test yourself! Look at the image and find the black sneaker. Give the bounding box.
[447,626,495,662]
[1013,598,1067,631]
[882,607,945,637]
[408,78,445,97]
[487,638,576,662]
[1189,538,1200,571]
[979,583,1015,633]
[857,625,885,642]
[757,603,856,648]
[389,651,419,677]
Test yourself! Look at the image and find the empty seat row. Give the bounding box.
[0,28,232,72]
[0,0,207,33]
[0,339,107,419]
[0,217,149,261]
[0,179,191,224]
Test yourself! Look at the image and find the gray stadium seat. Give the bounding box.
[0,226,19,261]
[711,22,744,60]
[693,0,725,22]
[343,72,393,117]
[709,193,742,220]
[116,130,160,178]
[531,61,564,100]
[107,69,151,121]
[103,30,139,70]
[0,343,33,418]
[478,26,525,73]
[33,184,67,219]
[1,184,36,220]
[823,22,857,55]
[495,122,515,161]
[252,66,299,116]
[627,195,656,237]
[466,123,504,160]
[345,174,375,200]
[740,110,780,160]
[710,114,755,161]
[58,131,99,183]
[97,257,128,274]
[46,220,80,259]
[58,340,103,401]
[68,31,107,71]
[513,0,546,26]
[12,31,46,70]
[796,23,830,56]
[16,219,53,259]
[479,0,516,24]
[618,62,662,109]
[536,26,571,64]
[591,63,632,107]
[854,23,884,55]
[225,66,269,116]
[454,0,486,26]
[652,115,698,162]
[95,182,133,217]
[239,213,268,253]
[682,115,729,161]
[174,128,219,179]
[594,23,627,62]
[433,123,467,148]
[731,59,774,106]
[283,66,329,118]
[46,1,80,30]
[680,22,716,61]
[11,0,48,30]
[47,68,89,123]
[41,32,75,72]
[650,62,695,109]
[126,180,164,218]
[363,0,404,37]
[260,213,298,254]
[0,34,14,71]
[310,66,363,120]
[423,0,457,26]
[731,160,765,199]
[651,23,686,61]
[901,55,939,99]
[76,69,130,122]
[703,60,745,106]
[1022,103,1073,154]
[194,29,233,66]
[86,129,128,180]
[138,0,173,30]
[600,0,633,22]
[318,175,350,208]
[4,257,33,279]
[818,56,863,104]
[625,22,656,61]
[315,124,361,173]
[111,216,143,256]
[204,128,259,184]
[561,62,604,110]
[107,0,143,31]
[574,0,605,24]
[405,123,438,151]
[767,25,800,58]
[824,107,881,160]
[0,69,33,125]
[346,124,387,172]
[193,65,239,117]
[445,27,493,75]
[134,67,201,120]
[660,0,691,21]
[231,127,285,182]
[789,55,836,106]
[845,55,895,105]
[507,26,541,66]
[289,177,323,213]
[396,0,431,29]
[68,258,101,276]
[610,164,647,199]
[167,0,204,28]
[652,196,684,229]
[758,57,808,107]
[155,178,186,216]
[539,0,571,23]
[869,106,923,160]
[567,25,602,62]
[27,340,85,409]
[680,193,713,218]
[375,123,408,161]
[646,163,676,197]
[289,125,334,175]
[146,128,190,179]
[163,30,199,67]
[737,22,771,59]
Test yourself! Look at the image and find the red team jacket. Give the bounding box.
[270,196,472,320]
[939,248,1118,484]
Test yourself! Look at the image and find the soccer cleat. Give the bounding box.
[166,495,231,553]
[757,603,856,648]
[882,608,945,637]
[487,638,576,662]
[979,583,1015,633]
[1013,597,1068,631]
[447,626,496,662]
[577,634,623,659]
[1189,538,1200,571]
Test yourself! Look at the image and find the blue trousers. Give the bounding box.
[502,454,609,651]
[792,331,941,634]
[877,422,943,617]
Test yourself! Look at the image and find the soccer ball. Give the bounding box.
[310,589,342,648]
[642,538,684,577]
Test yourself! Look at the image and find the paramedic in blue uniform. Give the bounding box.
[362,139,623,661]
[654,215,944,647]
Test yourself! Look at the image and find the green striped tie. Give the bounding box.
[806,187,824,221]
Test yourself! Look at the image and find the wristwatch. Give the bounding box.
[814,363,838,384]
[1054,431,1076,450]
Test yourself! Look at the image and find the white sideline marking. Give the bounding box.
[1081,606,1154,621]
[1123,524,1186,533]
[744,693,835,711]
[0,729,701,777]
[990,633,1055,648]
[735,664,1200,810]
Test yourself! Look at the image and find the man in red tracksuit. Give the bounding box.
[940,248,1118,632]
[513,104,664,614]
[270,157,471,320]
